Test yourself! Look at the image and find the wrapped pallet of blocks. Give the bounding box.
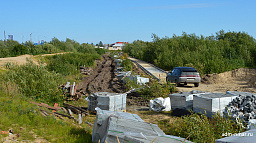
[87,92,126,112]
[92,107,193,143]
[193,93,237,117]
[124,75,149,85]
[169,90,206,110]
[124,135,193,143]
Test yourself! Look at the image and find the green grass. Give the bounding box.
[2,60,65,104]
[0,92,94,143]
[159,111,246,143]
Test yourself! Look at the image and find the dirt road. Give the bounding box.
[78,54,124,95]
[177,68,256,93]
[0,53,68,69]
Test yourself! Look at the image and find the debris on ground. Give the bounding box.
[86,92,127,112]
[31,101,90,125]
[59,82,84,100]
[126,92,150,107]
[149,97,171,112]
[80,66,92,75]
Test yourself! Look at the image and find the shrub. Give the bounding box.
[3,60,64,104]
[162,112,245,143]
[45,53,100,76]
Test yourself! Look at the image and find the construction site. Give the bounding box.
[1,53,256,143]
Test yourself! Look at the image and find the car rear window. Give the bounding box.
[181,72,199,75]
[181,69,197,72]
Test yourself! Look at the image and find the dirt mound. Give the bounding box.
[202,68,256,86]
[78,54,124,95]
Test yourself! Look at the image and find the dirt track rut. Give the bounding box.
[78,54,124,95]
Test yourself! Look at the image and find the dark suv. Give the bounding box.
[166,67,201,87]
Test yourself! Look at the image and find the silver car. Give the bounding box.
[166,67,201,87]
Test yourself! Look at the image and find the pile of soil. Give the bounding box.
[202,68,256,87]
[77,54,124,95]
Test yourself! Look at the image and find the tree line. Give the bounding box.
[0,38,106,58]
[123,30,256,75]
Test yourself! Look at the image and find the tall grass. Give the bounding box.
[45,52,100,76]
[159,112,245,143]
[0,92,92,143]
[2,60,64,104]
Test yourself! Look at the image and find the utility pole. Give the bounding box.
[4,30,6,46]
[30,33,32,43]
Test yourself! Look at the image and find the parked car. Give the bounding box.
[166,67,201,87]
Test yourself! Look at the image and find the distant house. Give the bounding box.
[108,42,127,50]
[95,46,104,49]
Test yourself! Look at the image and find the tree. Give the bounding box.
[99,41,103,47]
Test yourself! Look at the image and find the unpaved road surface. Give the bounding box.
[0,54,38,68]
[78,54,124,95]
[0,53,68,69]
[177,68,256,93]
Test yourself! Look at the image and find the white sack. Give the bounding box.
[150,97,171,112]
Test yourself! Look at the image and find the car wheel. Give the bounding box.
[175,80,180,87]
[194,83,199,87]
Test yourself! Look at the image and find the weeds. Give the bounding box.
[0,92,93,143]
[45,53,100,76]
[2,60,64,104]
[161,111,246,143]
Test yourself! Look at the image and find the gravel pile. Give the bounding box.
[225,93,256,121]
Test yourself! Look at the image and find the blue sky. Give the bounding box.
[0,0,255,44]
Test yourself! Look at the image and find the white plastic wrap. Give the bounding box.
[92,108,166,143]
[149,97,171,112]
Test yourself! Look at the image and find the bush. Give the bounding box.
[123,31,256,75]
[3,60,64,104]
[161,112,245,143]
[46,53,100,76]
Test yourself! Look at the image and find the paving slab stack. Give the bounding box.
[193,93,237,117]
[87,92,126,112]
[92,107,193,143]
[169,90,207,110]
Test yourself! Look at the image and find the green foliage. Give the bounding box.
[138,81,176,99]
[0,93,92,142]
[0,37,105,58]
[11,44,29,56]
[161,112,245,143]
[121,59,133,71]
[98,41,104,47]
[95,47,107,55]
[45,53,100,76]
[125,78,176,100]
[2,60,64,104]
[123,30,256,75]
